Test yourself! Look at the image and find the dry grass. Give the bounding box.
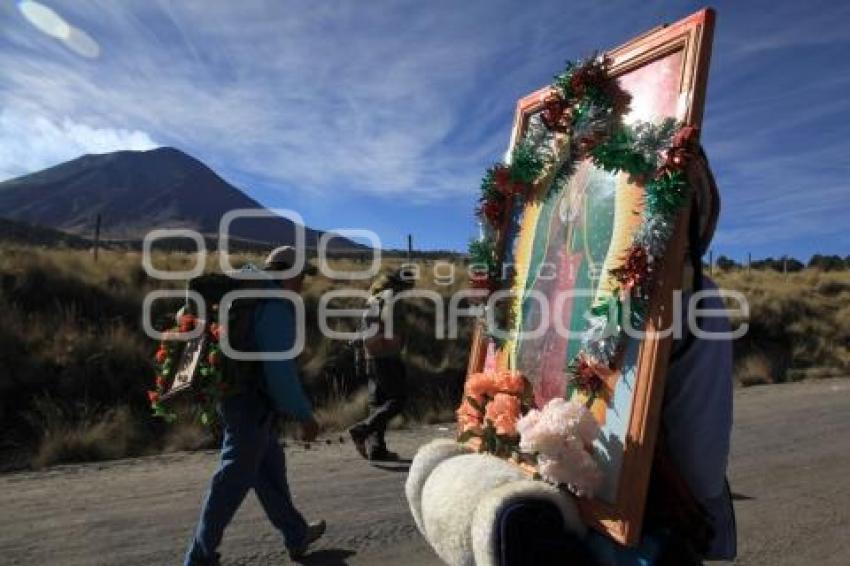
[714,268,850,383]
[2,242,848,468]
[0,244,471,468]
[28,402,143,468]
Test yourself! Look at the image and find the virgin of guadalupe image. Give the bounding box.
[511,154,647,501]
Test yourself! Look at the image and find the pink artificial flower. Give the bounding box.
[516,397,602,497]
[537,440,603,497]
[484,393,521,437]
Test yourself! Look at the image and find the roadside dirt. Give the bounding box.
[1,379,848,565]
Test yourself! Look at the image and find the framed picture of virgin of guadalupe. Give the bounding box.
[465,9,715,546]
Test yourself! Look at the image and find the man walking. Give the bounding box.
[349,268,414,461]
[184,246,325,565]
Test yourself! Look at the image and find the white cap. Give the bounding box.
[263,246,317,275]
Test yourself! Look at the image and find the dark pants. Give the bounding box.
[184,391,307,565]
[352,357,406,457]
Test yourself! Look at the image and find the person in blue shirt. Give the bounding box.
[184,246,325,565]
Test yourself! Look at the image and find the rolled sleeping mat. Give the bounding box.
[405,439,470,536]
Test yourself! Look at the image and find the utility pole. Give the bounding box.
[407,234,413,264]
[708,250,713,276]
[747,252,751,274]
[92,213,101,262]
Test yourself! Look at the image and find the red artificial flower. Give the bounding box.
[208,323,221,342]
[155,347,168,364]
[181,316,197,332]
[155,375,166,389]
[208,351,221,367]
[179,314,197,333]
[147,390,160,403]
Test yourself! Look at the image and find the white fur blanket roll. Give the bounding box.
[406,439,586,566]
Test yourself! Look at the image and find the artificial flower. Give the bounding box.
[466,371,498,398]
[494,370,525,395]
[456,396,484,434]
[516,398,602,497]
[484,393,521,436]
[179,314,197,333]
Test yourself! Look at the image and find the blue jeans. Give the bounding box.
[184,391,308,565]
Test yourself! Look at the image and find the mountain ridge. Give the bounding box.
[0,147,361,250]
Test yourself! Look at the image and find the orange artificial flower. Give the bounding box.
[456,395,484,434]
[494,370,525,395]
[466,371,497,398]
[484,393,521,437]
[155,347,168,364]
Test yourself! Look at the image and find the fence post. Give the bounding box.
[92,213,101,262]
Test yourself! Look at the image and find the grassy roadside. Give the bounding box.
[1,244,847,469]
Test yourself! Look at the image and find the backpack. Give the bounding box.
[348,292,388,381]
[157,273,264,408]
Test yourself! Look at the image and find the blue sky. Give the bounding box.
[1,1,848,260]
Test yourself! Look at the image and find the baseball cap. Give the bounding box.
[263,246,318,275]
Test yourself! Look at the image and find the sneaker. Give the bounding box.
[368,448,400,462]
[288,519,326,559]
[348,428,368,459]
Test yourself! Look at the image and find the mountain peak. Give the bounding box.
[0,148,358,249]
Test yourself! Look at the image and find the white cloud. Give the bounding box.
[0,107,158,180]
[0,1,616,199]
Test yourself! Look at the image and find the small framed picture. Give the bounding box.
[161,327,208,402]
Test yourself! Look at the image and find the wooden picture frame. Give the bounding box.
[466,8,715,546]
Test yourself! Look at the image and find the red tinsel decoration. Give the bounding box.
[572,354,606,396]
[541,92,571,132]
[470,275,491,290]
[611,244,651,294]
[665,125,700,170]
[493,165,510,189]
[492,165,528,197]
[479,199,505,226]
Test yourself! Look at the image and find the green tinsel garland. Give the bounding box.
[469,56,694,371]
[645,170,688,218]
[509,139,545,184]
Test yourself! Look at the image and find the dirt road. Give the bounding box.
[1,379,848,565]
